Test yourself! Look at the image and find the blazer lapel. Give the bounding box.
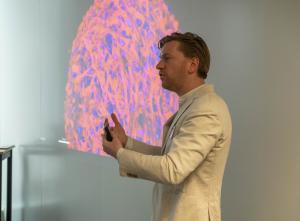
[161,113,177,147]
[161,97,194,154]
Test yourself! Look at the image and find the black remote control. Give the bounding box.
[104,125,113,141]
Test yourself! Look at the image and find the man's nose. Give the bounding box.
[156,60,163,70]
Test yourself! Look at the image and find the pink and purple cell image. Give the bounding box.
[64,0,180,155]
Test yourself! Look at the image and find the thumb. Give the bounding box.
[111,113,120,127]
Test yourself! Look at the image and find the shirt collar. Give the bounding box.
[178,84,207,107]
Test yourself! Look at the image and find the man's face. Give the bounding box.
[156,41,191,94]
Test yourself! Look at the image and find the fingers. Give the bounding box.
[111,112,120,126]
[101,133,108,141]
[101,134,107,144]
[101,132,110,141]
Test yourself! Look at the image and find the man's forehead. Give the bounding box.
[160,41,181,55]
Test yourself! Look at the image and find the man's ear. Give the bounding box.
[188,57,200,74]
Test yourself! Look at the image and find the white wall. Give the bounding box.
[166,0,300,220]
[1,0,300,221]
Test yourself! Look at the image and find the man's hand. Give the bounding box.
[110,113,128,146]
[102,113,127,158]
[102,129,123,158]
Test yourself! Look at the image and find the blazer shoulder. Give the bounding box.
[191,91,228,113]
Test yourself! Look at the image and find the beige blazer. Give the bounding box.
[117,84,232,221]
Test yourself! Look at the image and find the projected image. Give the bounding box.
[64,0,179,155]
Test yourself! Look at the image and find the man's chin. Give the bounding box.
[161,82,168,89]
[161,83,173,92]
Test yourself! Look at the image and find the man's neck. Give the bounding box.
[177,79,205,97]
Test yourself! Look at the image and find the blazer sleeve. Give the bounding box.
[117,110,222,184]
[125,137,162,156]
[119,136,162,178]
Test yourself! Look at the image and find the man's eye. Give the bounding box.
[159,55,171,61]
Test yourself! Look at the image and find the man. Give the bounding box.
[102,32,232,221]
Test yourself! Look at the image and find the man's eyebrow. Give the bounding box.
[159,53,171,58]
